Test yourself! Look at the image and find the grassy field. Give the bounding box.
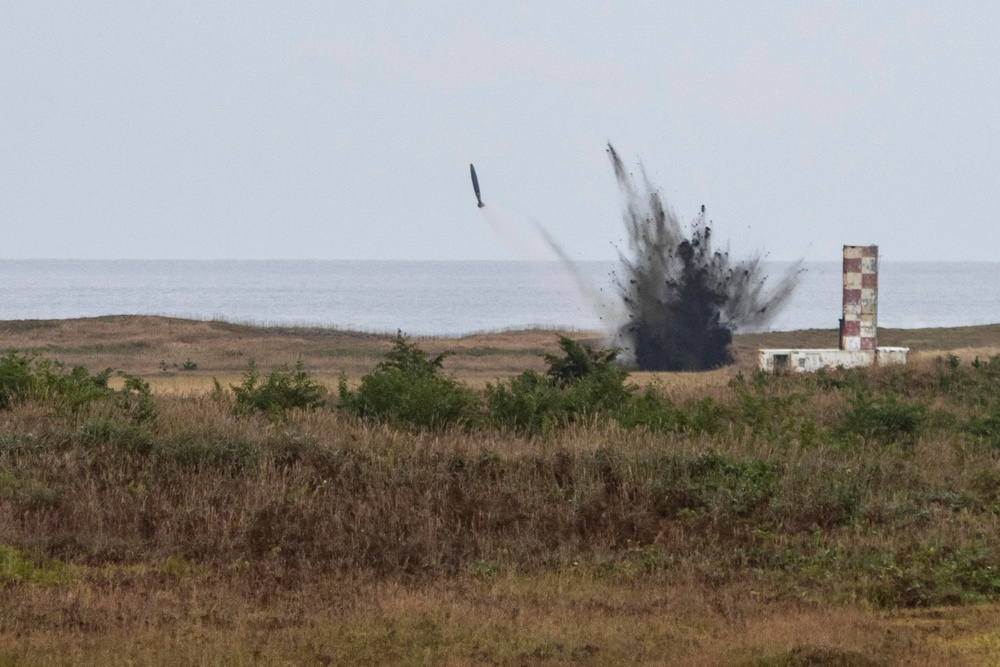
[3,315,998,392]
[2,316,1000,665]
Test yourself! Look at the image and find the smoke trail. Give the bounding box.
[608,144,800,371]
[533,221,625,329]
[481,206,547,261]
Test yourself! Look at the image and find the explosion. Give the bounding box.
[608,144,799,371]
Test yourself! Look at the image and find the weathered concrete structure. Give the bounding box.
[840,245,878,351]
[758,346,909,373]
[758,245,908,373]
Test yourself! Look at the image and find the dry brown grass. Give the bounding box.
[0,575,982,666]
[6,316,998,398]
[3,316,1000,664]
[0,401,997,664]
[0,316,569,393]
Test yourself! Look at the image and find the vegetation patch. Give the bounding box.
[339,332,479,430]
[0,546,72,587]
[0,350,154,419]
[229,358,326,421]
[737,646,885,667]
[3,319,1000,663]
[0,341,1000,654]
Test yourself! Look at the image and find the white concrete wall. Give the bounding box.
[876,347,909,365]
[758,347,908,373]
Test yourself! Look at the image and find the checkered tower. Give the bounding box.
[840,245,878,351]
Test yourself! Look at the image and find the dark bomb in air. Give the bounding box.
[470,163,485,208]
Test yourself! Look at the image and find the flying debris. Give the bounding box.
[470,163,485,208]
[607,143,801,371]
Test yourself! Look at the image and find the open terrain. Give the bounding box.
[3,315,998,392]
[2,316,1000,665]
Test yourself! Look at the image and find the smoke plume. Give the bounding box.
[608,144,800,371]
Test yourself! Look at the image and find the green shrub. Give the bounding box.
[114,372,157,423]
[650,451,780,520]
[232,358,326,421]
[679,397,726,435]
[338,333,479,430]
[0,351,35,409]
[378,330,451,376]
[484,337,633,433]
[0,351,111,411]
[611,386,689,432]
[167,434,265,469]
[30,358,113,413]
[0,545,72,587]
[482,336,732,436]
[839,391,926,445]
[972,353,1000,377]
[968,409,1000,448]
[484,371,564,433]
[561,360,632,414]
[736,646,883,667]
[924,353,1000,409]
[543,335,620,388]
[485,370,634,433]
[79,417,156,454]
[0,351,149,420]
[868,543,1000,607]
[769,471,863,531]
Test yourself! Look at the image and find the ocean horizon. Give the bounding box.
[1,259,998,337]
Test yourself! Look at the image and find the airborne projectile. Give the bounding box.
[470,163,485,208]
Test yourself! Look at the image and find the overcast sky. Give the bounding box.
[2,2,998,261]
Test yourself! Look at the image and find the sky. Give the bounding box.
[1,2,998,262]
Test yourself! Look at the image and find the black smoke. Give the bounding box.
[608,144,800,371]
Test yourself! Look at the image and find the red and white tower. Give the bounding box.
[840,245,878,351]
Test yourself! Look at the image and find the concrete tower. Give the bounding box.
[840,245,878,351]
[758,243,907,372]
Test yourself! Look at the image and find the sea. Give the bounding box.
[1,260,999,337]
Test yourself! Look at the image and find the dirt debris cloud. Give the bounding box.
[608,144,800,371]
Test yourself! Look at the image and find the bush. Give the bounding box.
[339,334,727,436]
[167,434,265,469]
[484,371,563,433]
[0,351,150,419]
[0,351,35,409]
[338,333,479,430]
[483,336,730,436]
[543,335,620,388]
[232,358,326,420]
[617,393,725,436]
[650,451,780,520]
[485,337,634,433]
[40,362,114,413]
[839,390,926,446]
[0,351,112,411]
[114,372,157,423]
[613,386,671,430]
[868,543,1000,607]
[967,409,1000,448]
[79,417,156,454]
